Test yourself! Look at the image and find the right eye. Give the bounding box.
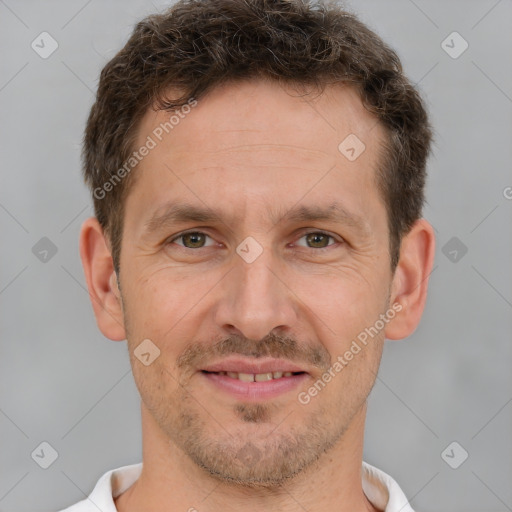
[167,231,216,249]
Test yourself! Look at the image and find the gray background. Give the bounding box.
[1,0,511,511]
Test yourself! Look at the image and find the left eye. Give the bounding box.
[294,231,337,249]
[168,231,337,250]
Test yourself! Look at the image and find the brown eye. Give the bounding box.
[306,233,331,248]
[295,231,337,249]
[170,231,213,249]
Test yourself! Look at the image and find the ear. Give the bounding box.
[79,216,126,341]
[385,218,436,340]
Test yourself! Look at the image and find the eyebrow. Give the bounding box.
[143,201,370,237]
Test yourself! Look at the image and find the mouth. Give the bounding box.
[201,370,306,381]
[198,358,310,401]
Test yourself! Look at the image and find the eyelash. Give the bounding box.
[167,230,341,251]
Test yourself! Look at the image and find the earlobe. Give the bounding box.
[79,216,126,341]
[384,218,436,340]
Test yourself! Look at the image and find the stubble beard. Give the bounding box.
[143,374,362,489]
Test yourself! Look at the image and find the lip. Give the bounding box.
[200,371,309,401]
[200,357,307,375]
[199,357,309,401]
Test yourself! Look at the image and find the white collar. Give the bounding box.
[61,461,414,512]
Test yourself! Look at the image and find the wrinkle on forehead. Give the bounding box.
[134,78,383,157]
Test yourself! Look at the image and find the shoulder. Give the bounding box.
[362,461,415,512]
[56,463,143,512]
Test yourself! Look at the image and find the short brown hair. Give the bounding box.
[82,0,432,275]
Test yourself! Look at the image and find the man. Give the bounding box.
[63,0,435,510]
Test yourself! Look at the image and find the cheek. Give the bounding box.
[130,356,184,425]
[122,279,189,397]
[122,274,205,378]
[125,269,188,333]
[292,270,386,329]
[290,271,389,386]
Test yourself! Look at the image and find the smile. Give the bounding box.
[198,356,310,400]
[203,370,304,381]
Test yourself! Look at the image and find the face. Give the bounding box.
[117,78,395,486]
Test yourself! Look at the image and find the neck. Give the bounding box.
[115,402,379,512]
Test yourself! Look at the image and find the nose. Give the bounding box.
[213,244,298,342]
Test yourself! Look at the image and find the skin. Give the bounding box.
[80,77,435,512]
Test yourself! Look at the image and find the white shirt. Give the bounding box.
[58,461,414,512]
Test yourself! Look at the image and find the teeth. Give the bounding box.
[213,371,298,381]
[255,372,273,382]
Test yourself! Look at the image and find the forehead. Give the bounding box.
[125,78,388,236]
[136,78,382,158]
